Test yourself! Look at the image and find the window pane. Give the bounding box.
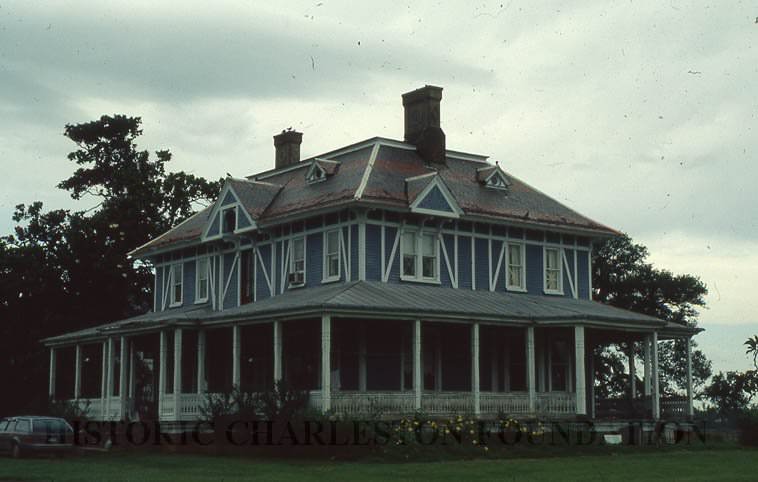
[403,255,416,277]
[402,232,416,254]
[327,231,339,254]
[422,256,435,278]
[421,234,435,256]
[508,266,522,287]
[546,249,558,269]
[509,244,522,266]
[328,256,339,278]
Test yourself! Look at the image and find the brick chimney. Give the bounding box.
[402,85,446,163]
[274,129,303,169]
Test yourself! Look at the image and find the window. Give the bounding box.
[240,250,254,305]
[544,247,562,294]
[401,230,439,282]
[14,419,30,434]
[195,257,209,303]
[289,237,305,286]
[323,229,341,282]
[222,207,236,234]
[507,243,525,290]
[169,263,183,307]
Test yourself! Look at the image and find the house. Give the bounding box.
[42,85,699,423]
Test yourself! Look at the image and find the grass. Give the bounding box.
[0,448,757,482]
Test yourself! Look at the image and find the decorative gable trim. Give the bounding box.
[477,164,511,191]
[409,175,463,218]
[201,179,257,241]
[305,158,341,184]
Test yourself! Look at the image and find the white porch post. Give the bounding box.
[526,326,536,413]
[119,336,128,419]
[628,338,636,399]
[74,344,82,400]
[158,331,167,417]
[574,326,587,415]
[321,314,331,412]
[643,335,652,396]
[686,336,694,418]
[434,335,443,391]
[491,343,499,392]
[358,321,367,392]
[100,341,108,419]
[48,347,56,400]
[588,344,596,419]
[273,321,282,384]
[232,325,240,388]
[471,322,480,416]
[106,337,115,419]
[173,328,183,418]
[128,341,135,399]
[197,329,206,393]
[413,320,422,410]
[652,331,660,419]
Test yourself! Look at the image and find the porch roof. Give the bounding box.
[42,281,700,345]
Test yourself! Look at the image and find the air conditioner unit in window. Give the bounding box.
[288,272,304,286]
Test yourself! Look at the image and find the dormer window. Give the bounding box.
[222,207,237,234]
[307,166,327,184]
[486,174,509,190]
[306,158,340,184]
[477,165,511,192]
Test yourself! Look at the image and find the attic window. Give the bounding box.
[222,207,237,234]
[487,174,509,190]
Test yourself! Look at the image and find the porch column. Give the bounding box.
[526,326,536,413]
[48,347,56,400]
[413,320,422,410]
[273,321,282,383]
[358,321,367,392]
[119,336,128,419]
[174,328,183,417]
[652,331,660,419]
[128,342,135,399]
[232,325,240,387]
[491,344,499,392]
[74,344,82,400]
[321,314,331,412]
[628,338,636,399]
[197,329,206,393]
[158,331,167,415]
[100,341,108,418]
[588,345,596,419]
[686,336,694,418]
[106,337,115,419]
[574,326,587,415]
[643,335,651,396]
[471,322,480,416]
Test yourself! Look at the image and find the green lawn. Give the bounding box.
[0,449,756,481]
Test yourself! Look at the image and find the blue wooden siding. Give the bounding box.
[366,224,381,281]
[221,191,236,206]
[237,206,251,229]
[256,244,272,301]
[306,232,322,287]
[457,234,472,289]
[491,240,504,291]
[563,248,575,298]
[351,224,359,281]
[577,251,590,299]
[416,185,454,213]
[440,234,455,288]
[526,244,543,294]
[223,253,238,309]
[207,213,220,237]
[475,238,488,291]
[384,226,400,283]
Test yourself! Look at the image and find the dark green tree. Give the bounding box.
[0,115,220,415]
[592,234,712,398]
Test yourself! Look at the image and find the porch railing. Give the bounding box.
[536,393,576,415]
[329,391,416,416]
[661,397,689,419]
[421,391,474,415]
[480,391,530,415]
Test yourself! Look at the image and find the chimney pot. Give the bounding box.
[273,130,303,169]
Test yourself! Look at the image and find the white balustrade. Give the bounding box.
[536,392,576,415]
[480,391,531,416]
[660,398,689,419]
[421,391,474,415]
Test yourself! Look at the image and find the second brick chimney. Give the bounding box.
[274,129,303,169]
[402,85,446,164]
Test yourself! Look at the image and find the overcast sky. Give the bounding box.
[1,1,756,372]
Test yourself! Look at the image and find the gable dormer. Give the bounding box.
[305,158,341,184]
[477,164,511,192]
[407,173,463,218]
[202,179,257,241]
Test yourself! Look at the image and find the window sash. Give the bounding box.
[421,234,436,279]
[291,238,305,274]
[507,243,524,289]
[170,263,183,306]
[401,230,438,281]
[324,230,340,280]
[402,232,417,277]
[196,258,209,301]
[544,248,562,292]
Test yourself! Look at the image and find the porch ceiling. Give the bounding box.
[42,281,699,346]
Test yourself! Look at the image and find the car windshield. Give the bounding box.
[32,419,71,434]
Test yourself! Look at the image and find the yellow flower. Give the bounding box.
[483,446,489,451]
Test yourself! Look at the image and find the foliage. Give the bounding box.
[745,336,758,370]
[0,115,220,416]
[200,382,310,423]
[592,234,711,398]
[45,397,91,422]
[703,370,758,417]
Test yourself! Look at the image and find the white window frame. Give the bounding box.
[169,263,184,307]
[195,257,210,303]
[543,246,563,295]
[289,236,306,287]
[322,229,341,283]
[506,242,526,292]
[400,229,440,284]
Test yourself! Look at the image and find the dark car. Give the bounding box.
[0,416,76,458]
